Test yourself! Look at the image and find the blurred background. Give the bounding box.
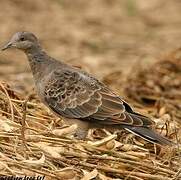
[0,1,180,178]
[0,0,181,93]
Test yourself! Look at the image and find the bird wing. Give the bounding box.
[44,69,153,127]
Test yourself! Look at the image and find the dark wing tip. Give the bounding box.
[124,125,174,145]
[129,113,154,127]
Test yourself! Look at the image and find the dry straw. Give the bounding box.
[0,49,180,179]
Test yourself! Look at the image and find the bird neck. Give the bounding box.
[25,47,52,80]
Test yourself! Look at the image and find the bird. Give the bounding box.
[1,31,173,145]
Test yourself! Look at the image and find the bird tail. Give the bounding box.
[123,125,174,145]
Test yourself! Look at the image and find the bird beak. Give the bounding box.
[1,42,13,51]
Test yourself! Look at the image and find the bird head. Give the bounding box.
[1,32,39,51]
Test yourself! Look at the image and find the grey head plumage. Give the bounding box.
[2,32,63,80]
[2,31,40,51]
[2,31,174,145]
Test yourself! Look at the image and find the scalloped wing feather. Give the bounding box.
[44,69,153,126]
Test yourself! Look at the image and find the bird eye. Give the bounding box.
[20,37,25,41]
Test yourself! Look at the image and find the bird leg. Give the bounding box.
[63,118,90,140]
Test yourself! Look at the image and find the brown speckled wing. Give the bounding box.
[44,69,153,127]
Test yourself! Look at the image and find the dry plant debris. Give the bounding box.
[0,50,181,179]
[124,49,181,136]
